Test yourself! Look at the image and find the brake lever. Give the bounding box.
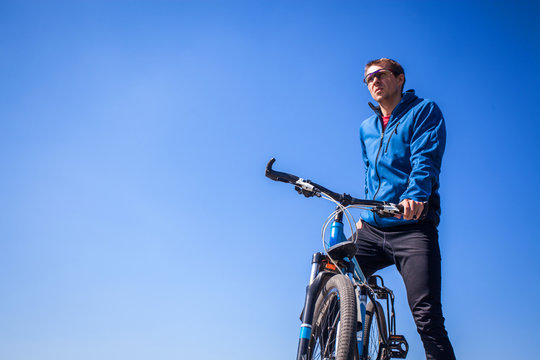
[295,186,314,198]
[294,179,321,198]
[376,204,401,218]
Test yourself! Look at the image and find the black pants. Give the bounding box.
[351,221,456,360]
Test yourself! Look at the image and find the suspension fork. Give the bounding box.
[296,252,324,360]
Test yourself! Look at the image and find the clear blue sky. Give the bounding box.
[1,1,539,359]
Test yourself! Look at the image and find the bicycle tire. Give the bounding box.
[361,301,388,360]
[308,274,357,360]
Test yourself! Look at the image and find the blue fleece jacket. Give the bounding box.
[360,90,446,228]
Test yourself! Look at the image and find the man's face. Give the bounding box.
[364,64,404,103]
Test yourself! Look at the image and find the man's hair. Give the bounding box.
[365,58,406,93]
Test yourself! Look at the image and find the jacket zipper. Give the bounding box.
[371,125,385,227]
[372,122,386,201]
[364,161,369,196]
[384,122,399,153]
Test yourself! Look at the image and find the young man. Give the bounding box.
[354,58,456,360]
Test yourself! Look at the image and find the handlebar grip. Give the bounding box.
[396,202,429,220]
[265,158,300,183]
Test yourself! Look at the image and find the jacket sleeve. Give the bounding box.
[400,101,446,202]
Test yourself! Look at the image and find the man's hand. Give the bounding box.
[356,219,364,230]
[397,199,425,220]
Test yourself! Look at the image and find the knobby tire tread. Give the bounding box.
[308,274,357,360]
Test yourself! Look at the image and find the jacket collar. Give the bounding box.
[369,89,418,118]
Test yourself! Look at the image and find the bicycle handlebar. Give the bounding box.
[265,158,428,219]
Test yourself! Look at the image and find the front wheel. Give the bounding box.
[308,274,357,360]
[361,301,388,360]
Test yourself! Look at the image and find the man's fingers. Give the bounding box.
[399,199,424,220]
[413,202,425,219]
[402,200,412,219]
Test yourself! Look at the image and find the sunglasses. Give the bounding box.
[363,69,396,85]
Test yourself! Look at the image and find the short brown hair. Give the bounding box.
[365,58,406,92]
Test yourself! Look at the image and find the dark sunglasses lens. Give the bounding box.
[365,69,393,84]
[379,69,391,78]
[365,73,375,84]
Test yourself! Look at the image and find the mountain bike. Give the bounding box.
[265,158,421,360]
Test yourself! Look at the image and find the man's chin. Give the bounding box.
[372,95,384,103]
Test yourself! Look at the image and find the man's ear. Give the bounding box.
[397,73,405,86]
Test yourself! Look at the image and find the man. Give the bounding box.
[354,58,456,360]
